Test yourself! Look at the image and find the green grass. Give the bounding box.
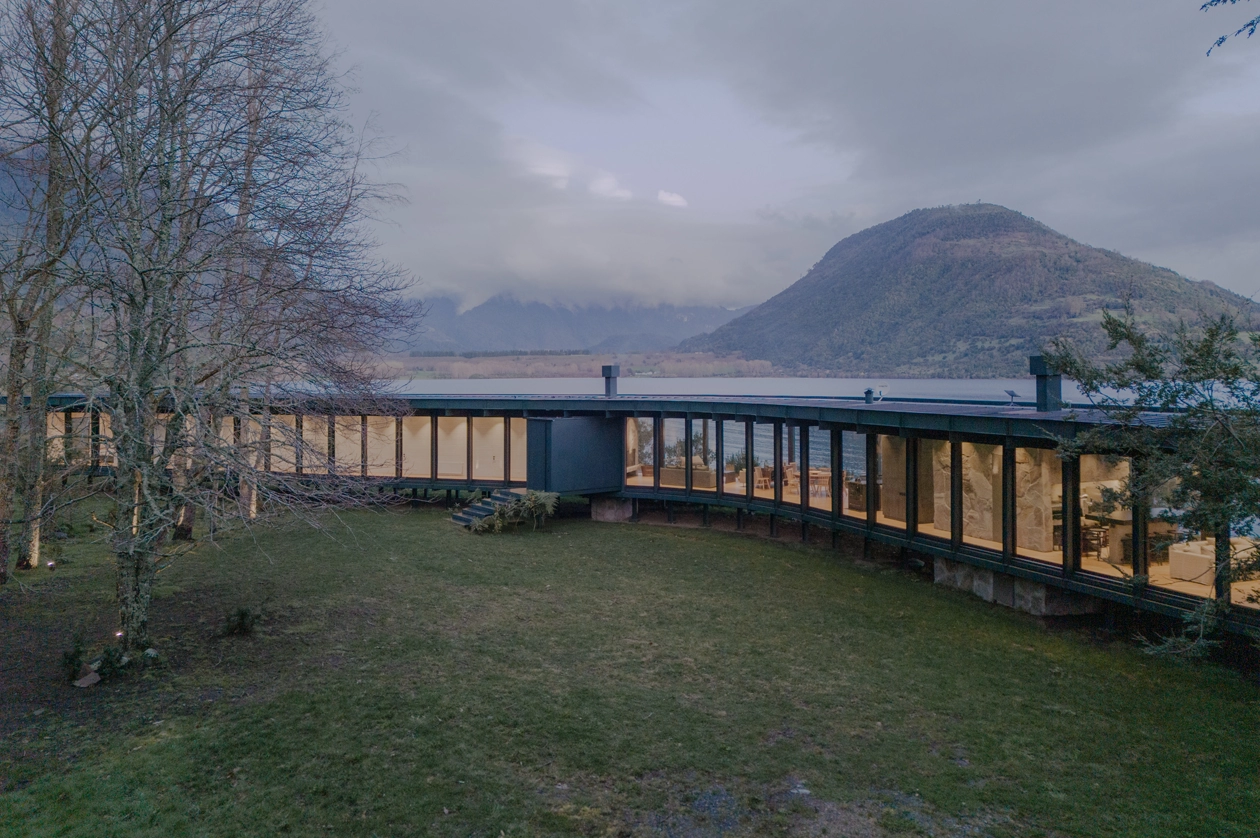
[1,506,1257,837]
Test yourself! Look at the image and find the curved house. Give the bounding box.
[41,362,1260,634]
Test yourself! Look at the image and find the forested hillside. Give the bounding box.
[681,204,1258,377]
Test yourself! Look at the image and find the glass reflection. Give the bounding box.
[625,418,654,487]
[808,429,832,512]
[660,418,686,489]
[722,420,747,496]
[917,439,951,540]
[692,419,716,492]
[961,442,1001,551]
[1015,447,1062,565]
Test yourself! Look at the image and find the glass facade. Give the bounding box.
[808,428,832,512]
[780,424,801,505]
[269,414,297,473]
[660,418,686,490]
[875,436,906,530]
[1015,447,1062,565]
[436,416,467,479]
[301,416,329,475]
[840,431,866,519]
[722,420,747,496]
[509,418,528,483]
[471,417,505,481]
[401,415,431,478]
[366,416,397,477]
[625,418,653,487]
[334,416,362,475]
[691,419,716,492]
[917,439,951,540]
[752,422,775,501]
[1077,454,1130,579]
[960,442,1002,550]
[97,412,116,467]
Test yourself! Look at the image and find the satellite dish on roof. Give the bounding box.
[1004,389,1020,405]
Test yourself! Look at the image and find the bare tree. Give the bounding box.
[8,0,418,649]
[0,0,97,583]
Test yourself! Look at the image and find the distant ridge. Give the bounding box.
[410,295,752,354]
[680,204,1259,377]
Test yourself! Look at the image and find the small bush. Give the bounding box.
[96,645,127,679]
[222,606,258,637]
[60,634,85,683]
[470,491,559,534]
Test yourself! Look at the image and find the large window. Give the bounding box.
[1015,447,1062,565]
[917,439,951,540]
[509,418,527,483]
[334,416,363,476]
[436,416,467,479]
[301,416,329,475]
[269,415,296,473]
[97,412,115,467]
[401,415,431,478]
[722,420,747,496]
[238,416,264,471]
[660,418,686,490]
[961,442,1001,551]
[808,428,832,512]
[366,416,397,477]
[692,419,716,492]
[1078,454,1130,579]
[841,431,866,519]
[625,418,654,487]
[780,424,801,505]
[752,422,775,501]
[875,436,906,530]
[471,417,505,481]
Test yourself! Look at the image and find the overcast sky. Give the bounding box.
[318,0,1260,310]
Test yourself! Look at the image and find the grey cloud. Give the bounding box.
[317,0,1260,307]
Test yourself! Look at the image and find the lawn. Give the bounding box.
[0,503,1257,837]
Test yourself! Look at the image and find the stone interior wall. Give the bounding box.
[880,436,906,522]
[1015,447,1059,553]
[961,443,1001,543]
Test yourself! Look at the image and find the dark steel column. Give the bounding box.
[950,439,963,549]
[715,419,724,499]
[295,415,304,475]
[905,436,919,539]
[395,416,403,479]
[773,421,783,506]
[685,417,693,495]
[745,420,754,502]
[1216,525,1232,601]
[831,428,842,522]
[865,433,877,529]
[800,425,810,515]
[465,416,473,488]
[1062,455,1081,575]
[360,415,368,478]
[503,415,512,488]
[653,416,662,492]
[429,412,438,483]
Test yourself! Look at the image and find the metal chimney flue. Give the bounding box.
[1029,355,1062,412]
[602,364,619,397]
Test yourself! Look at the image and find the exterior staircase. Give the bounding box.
[451,488,528,528]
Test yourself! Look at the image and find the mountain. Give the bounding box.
[679,204,1259,377]
[409,295,753,353]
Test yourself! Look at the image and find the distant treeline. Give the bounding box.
[408,349,593,359]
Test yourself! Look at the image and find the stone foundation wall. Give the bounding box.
[934,556,1102,616]
[590,496,634,522]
